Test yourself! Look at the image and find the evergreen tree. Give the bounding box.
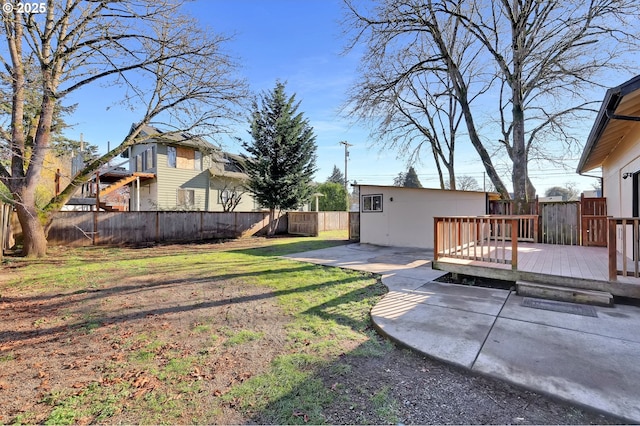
[242,82,317,234]
[316,182,348,211]
[327,165,345,184]
[403,166,422,188]
[393,172,406,186]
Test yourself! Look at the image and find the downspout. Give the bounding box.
[577,172,604,197]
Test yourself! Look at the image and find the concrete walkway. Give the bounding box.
[285,243,640,423]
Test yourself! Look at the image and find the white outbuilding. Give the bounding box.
[356,184,492,249]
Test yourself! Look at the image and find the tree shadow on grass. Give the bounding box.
[229,238,352,257]
[0,270,374,348]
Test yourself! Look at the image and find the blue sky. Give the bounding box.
[65,0,608,194]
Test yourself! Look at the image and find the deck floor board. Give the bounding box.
[437,242,640,284]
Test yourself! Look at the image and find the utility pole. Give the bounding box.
[339,141,352,192]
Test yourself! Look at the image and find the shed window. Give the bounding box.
[361,194,382,212]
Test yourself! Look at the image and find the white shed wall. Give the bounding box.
[359,185,488,249]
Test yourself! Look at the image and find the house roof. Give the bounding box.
[355,183,497,196]
[138,124,218,151]
[209,152,248,180]
[577,75,640,174]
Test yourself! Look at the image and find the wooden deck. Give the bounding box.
[433,242,640,298]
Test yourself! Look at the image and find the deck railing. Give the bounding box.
[608,218,640,281]
[433,215,538,270]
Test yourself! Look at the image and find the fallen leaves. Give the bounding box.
[292,410,310,423]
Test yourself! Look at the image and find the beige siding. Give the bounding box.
[359,185,487,249]
[128,141,258,211]
[154,144,210,210]
[208,178,257,212]
[601,123,640,218]
[130,180,157,211]
[601,123,640,256]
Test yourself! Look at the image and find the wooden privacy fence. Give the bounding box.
[489,199,539,215]
[540,201,580,245]
[349,212,360,241]
[1,202,12,259]
[490,197,607,247]
[287,211,349,236]
[433,216,538,270]
[582,195,607,247]
[608,218,640,281]
[47,211,288,247]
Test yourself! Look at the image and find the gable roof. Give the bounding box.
[137,124,218,151]
[209,152,247,180]
[577,75,640,174]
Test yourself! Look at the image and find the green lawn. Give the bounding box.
[1,234,391,424]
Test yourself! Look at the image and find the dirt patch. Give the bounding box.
[436,272,516,290]
[1,272,287,424]
[0,240,623,424]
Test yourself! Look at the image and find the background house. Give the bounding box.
[127,126,257,211]
[357,184,491,249]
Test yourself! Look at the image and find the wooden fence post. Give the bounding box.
[155,211,160,243]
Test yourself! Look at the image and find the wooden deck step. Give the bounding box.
[516,281,613,307]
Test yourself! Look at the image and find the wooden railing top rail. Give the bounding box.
[434,215,539,219]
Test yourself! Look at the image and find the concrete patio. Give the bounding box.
[286,243,640,423]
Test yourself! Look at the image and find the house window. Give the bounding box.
[177,189,195,207]
[176,146,193,169]
[167,146,177,168]
[145,147,155,170]
[219,189,232,204]
[136,147,156,172]
[195,151,202,171]
[361,194,383,212]
[168,145,202,170]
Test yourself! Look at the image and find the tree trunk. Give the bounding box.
[426,8,509,198]
[14,194,48,257]
[510,2,529,214]
[267,208,280,236]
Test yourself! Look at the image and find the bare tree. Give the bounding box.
[456,175,481,191]
[344,0,510,197]
[1,1,247,257]
[438,0,639,211]
[343,0,640,210]
[219,180,246,212]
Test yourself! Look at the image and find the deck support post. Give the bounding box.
[433,218,439,261]
[511,218,518,270]
[608,218,617,281]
